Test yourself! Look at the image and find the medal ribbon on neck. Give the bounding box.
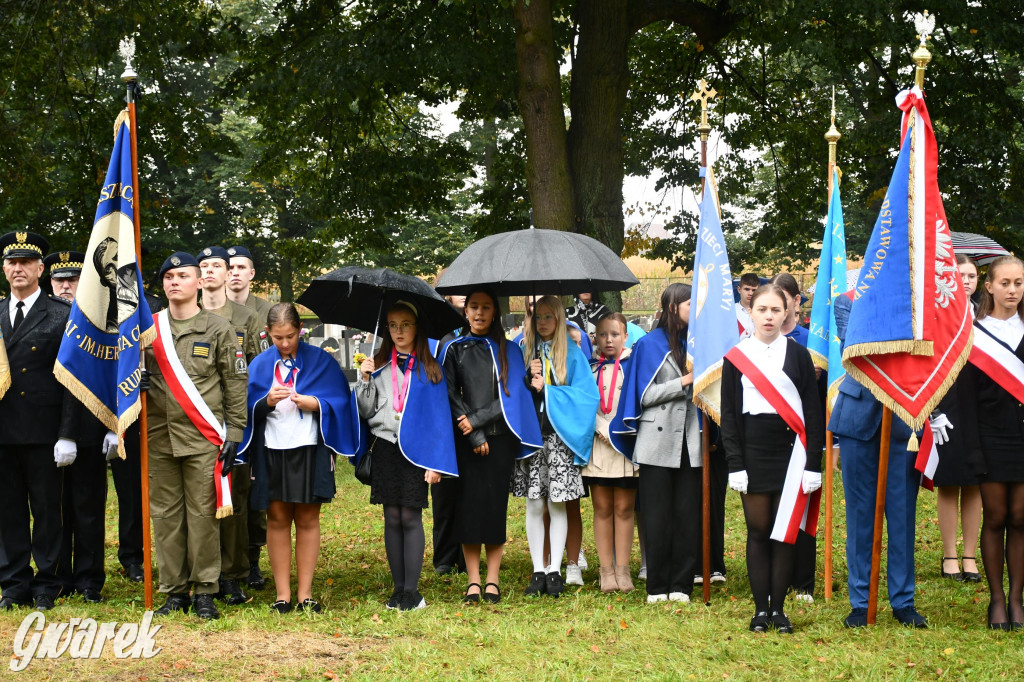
[391,347,415,413]
[598,354,622,415]
[540,341,555,386]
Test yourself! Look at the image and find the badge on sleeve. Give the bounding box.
[235,331,245,349]
[259,329,269,352]
[235,349,247,374]
[192,342,211,358]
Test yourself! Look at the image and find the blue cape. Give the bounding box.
[513,320,593,361]
[440,335,543,459]
[363,358,459,476]
[537,342,599,466]
[625,322,646,349]
[240,342,362,459]
[608,327,673,460]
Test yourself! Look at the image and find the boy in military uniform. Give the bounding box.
[0,231,80,611]
[225,244,273,589]
[144,252,247,619]
[197,245,261,605]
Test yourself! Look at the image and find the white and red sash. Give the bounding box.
[914,425,938,491]
[151,311,233,517]
[968,319,1024,405]
[725,341,820,544]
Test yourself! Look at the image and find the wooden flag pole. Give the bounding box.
[121,38,153,611]
[823,87,841,601]
[691,78,717,606]
[866,406,893,625]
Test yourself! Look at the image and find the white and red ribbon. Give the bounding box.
[726,341,820,544]
[152,311,232,516]
[968,320,1024,405]
[914,424,938,491]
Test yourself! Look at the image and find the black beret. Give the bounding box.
[196,246,230,264]
[159,251,200,278]
[225,246,255,263]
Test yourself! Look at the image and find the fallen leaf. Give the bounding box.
[818,657,827,663]
[620,619,628,630]
[943,648,954,655]
[591,645,600,653]
[566,627,574,635]
[371,613,381,622]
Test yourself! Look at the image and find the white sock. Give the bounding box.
[525,497,548,573]
[547,499,568,575]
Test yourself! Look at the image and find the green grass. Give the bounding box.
[2,468,1022,680]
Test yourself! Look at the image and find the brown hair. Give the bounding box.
[750,284,789,310]
[956,253,978,271]
[373,303,443,384]
[976,255,1024,321]
[597,312,628,336]
[463,287,510,395]
[267,302,301,330]
[656,283,691,371]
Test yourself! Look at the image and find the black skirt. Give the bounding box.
[980,429,1024,484]
[453,433,517,545]
[369,437,429,508]
[743,413,795,494]
[266,445,329,504]
[583,475,639,490]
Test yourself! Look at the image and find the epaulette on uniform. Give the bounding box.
[48,295,72,306]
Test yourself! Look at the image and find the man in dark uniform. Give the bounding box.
[0,231,80,611]
[43,251,114,603]
[197,246,260,605]
[226,245,272,589]
[144,252,247,619]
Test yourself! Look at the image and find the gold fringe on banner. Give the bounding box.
[113,109,130,140]
[216,505,234,519]
[692,362,724,425]
[809,348,828,372]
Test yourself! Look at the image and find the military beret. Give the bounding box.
[1,231,48,260]
[196,246,230,264]
[226,246,255,264]
[43,250,86,279]
[159,251,200,278]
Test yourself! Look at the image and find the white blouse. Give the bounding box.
[264,359,319,449]
[978,314,1024,352]
[740,335,788,415]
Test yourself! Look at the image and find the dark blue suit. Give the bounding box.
[828,294,919,611]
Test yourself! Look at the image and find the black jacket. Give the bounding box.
[442,337,508,448]
[0,293,80,445]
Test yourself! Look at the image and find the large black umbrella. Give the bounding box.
[951,231,1010,266]
[296,266,464,340]
[434,228,639,296]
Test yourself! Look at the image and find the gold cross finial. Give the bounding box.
[690,78,717,140]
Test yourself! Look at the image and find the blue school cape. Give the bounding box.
[440,334,543,459]
[363,357,459,476]
[608,327,674,460]
[240,342,362,459]
[533,342,599,466]
[626,322,646,349]
[513,320,593,361]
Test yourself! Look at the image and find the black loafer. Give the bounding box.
[523,572,546,597]
[81,588,103,604]
[33,594,55,611]
[892,606,928,628]
[843,608,868,628]
[124,563,145,583]
[297,598,323,613]
[269,599,293,614]
[0,596,28,610]
[192,593,220,620]
[545,572,564,598]
[398,592,424,612]
[155,593,191,616]
[386,590,403,610]
[434,564,454,576]
[217,579,249,605]
[771,610,794,634]
[247,561,266,590]
[749,611,770,632]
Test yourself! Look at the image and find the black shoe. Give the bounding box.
[155,593,191,616]
[81,588,103,604]
[435,564,454,576]
[247,561,266,590]
[1009,600,1024,631]
[988,601,1010,631]
[771,610,794,634]
[892,606,928,628]
[269,600,292,614]
[399,591,425,611]
[124,563,145,583]
[297,598,323,613]
[523,572,546,597]
[0,596,27,611]
[192,593,220,620]
[33,594,55,611]
[961,556,982,583]
[483,582,501,604]
[545,572,564,598]
[749,611,770,632]
[843,608,868,628]
[217,579,249,605]
[941,557,963,581]
[463,583,481,604]
[386,589,403,610]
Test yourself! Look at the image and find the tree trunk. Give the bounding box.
[512,0,574,231]
[568,0,631,311]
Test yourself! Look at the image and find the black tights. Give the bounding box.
[980,482,1024,624]
[383,505,425,593]
[741,492,794,613]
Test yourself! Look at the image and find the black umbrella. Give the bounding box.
[296,266,464,340]
[434,228,639,296]
[951,231,1009,266]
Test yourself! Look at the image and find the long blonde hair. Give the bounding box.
[524,295,568,385]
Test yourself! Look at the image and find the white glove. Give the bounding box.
[728,470,748,493]
[930,412,953,446]
[54,438,78,467]
[802,470,822,494]
[102,431,120,461]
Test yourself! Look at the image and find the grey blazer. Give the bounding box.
[633,354,701,468]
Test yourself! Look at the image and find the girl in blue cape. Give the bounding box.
[356,301,457,612]
[513,296,599,598]
[440,288,542,605]
[609,283,701,604]
[239,303,361,614]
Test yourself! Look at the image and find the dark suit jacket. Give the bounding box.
[958,327,1024,469]
[0,292,80,445]
[721,338,824,473]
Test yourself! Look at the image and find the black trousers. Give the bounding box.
[0,444,67,601]
[638,463,701,596]
[791,530,817,594]
[695,451,729,576]
[110,422,144,569]
[430,476,465,570]
[59,446,108,591]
